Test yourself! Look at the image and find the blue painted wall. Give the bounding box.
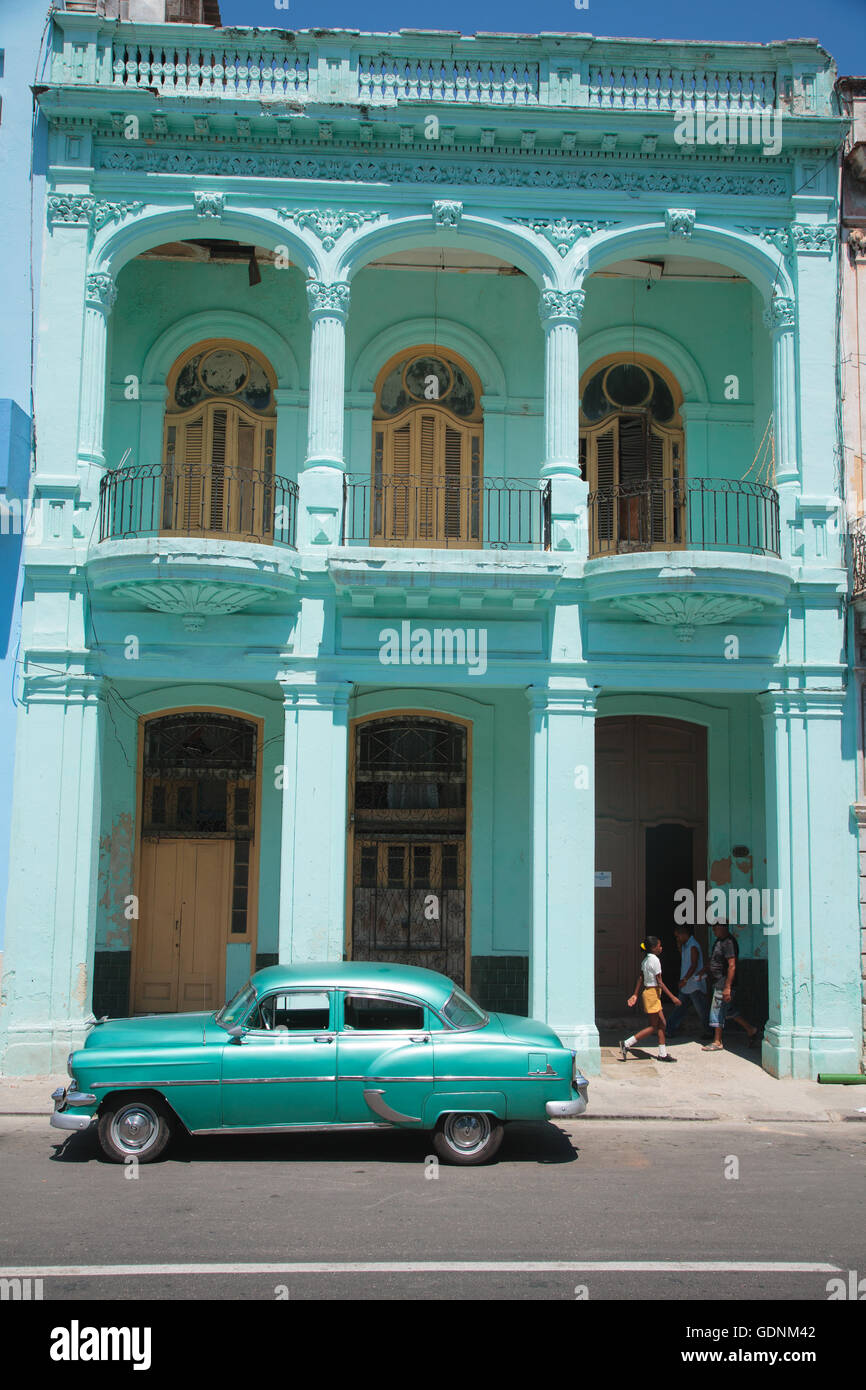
[0,6,49,956]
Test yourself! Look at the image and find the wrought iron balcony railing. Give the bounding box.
[98,462,298,547]
[342,475,551,551]
[587,477,780,558]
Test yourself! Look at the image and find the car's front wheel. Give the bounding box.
[97,1095,174,1164]
[433,1112,504,1165]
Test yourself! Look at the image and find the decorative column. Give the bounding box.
[277,680,350,963]
[0,673,106,1074]
[758,690,860,1078]
[763,289,799,550]
[299,279,350,547]
[539,287,587,555]
[527,685,600,1073]
[78,271,117,467]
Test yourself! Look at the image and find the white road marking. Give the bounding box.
[0,1261,842,1277]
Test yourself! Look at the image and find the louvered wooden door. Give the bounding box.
[163,403,274,539]
[586,416,684,556]
[372,411,481,548]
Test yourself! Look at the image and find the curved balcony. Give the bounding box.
[98,462,298,547]
[587,477,780,559]
[341,474,551,551]
[850,517,866,604]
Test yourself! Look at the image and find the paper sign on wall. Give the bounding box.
[595,871,612,888]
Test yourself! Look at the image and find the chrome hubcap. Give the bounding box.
[444,1112,491,1155]
[111,1105,159,1153]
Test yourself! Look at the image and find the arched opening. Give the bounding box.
[162,339,278,541]
[132,710,260,1014]
[369,346,484,548]
[580,353,685,555]
[347,714,470,985]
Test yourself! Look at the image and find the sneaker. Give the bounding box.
[619,1039,631,1061]
[657,1053,677,1062]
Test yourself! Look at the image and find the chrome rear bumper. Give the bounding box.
[546,1074,589,1119]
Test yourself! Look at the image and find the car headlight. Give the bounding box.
[67,1052,76,1079]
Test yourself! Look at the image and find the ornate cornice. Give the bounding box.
[277,207,380,248]
[306,278,351,319]
[511,216,617,256]
[96,146,789,198]
[612,593,764,643]
[539,289,585,327]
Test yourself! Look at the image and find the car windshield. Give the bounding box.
[442,987,488,1030]
[215,982,257,1031]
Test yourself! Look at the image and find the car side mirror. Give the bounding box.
[227,1024,246,1041]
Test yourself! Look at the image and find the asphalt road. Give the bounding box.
[0,1115,863,1305]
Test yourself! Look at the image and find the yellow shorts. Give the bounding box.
[642,986,662,1014]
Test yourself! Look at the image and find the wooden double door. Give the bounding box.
[594,717,707,1016]
[133,839,234,1015]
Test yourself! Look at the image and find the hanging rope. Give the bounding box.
[742,414,775,487]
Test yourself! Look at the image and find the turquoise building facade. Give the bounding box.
[1,15,860,1080]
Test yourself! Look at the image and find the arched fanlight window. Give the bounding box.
[580,355,685,554]
[163,340,277,539]
[370,346,483,547]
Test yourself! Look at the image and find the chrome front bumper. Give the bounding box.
[546,1074,589,1120]
[50,1086,97,1132]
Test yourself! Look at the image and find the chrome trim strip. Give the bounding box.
[88,1079,220,1089]
[190,1121,392,1136]
[221,1076,335,1086]
[363,1089,422,1124]
[435,1075,561,1082]
[340,1075,434,1083]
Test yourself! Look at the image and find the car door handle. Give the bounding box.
[313,1035,335,1044]
[409,1035,430,1043]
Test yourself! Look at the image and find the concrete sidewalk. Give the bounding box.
[2,1040,864,1123]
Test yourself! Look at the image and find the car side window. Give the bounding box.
[342,994,425,1031]
[255,992,331,1033]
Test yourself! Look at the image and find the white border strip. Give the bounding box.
[0,1261,842,1277]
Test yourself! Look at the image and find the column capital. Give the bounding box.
[539,287,585,328]
[85,271,117,313]
[758,688,846,721]
[526,684,597,715]
[306,278,351,322]
[278,679,352,710]
[762,288,796,332]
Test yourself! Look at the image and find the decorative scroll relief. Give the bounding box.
[665,208,696,238]
[762,288,796,330]
[739,221,836,258]
[194,191,225,219]
[611,593,764,644]
[93,200,145,230]
[539,289,586,326]
[85,272,117,311]
[112,581,275,617]
[277,207,380,249]
[306,279,351,318]
[48,194,144,233]
[95,148,790,199]
[512,217,617,256]
[432,199,463,227]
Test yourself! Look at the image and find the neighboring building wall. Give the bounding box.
[840,77,866,1070]
[0,6,50,986]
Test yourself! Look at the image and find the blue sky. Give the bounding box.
[218,0,866,75]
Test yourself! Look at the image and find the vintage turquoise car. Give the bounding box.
[51,962,588,1165]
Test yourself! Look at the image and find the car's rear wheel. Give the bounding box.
[433,1112,504,1165]
[97,1095,173,1164]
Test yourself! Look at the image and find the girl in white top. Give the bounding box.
[621,936,681,1063]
